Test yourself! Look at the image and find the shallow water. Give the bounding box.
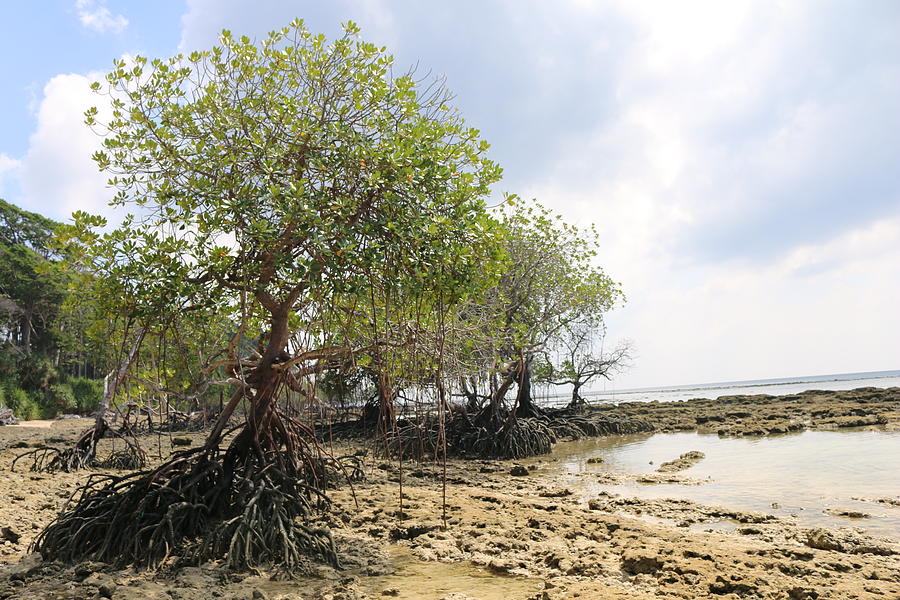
[534,429,900,538]
[359,546,542,599]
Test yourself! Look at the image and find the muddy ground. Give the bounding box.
[1,387,898,599]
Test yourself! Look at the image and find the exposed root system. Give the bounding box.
[33,411,341,570]
[12,419,147,473]
[449,414,554,459]
[343,405,654,461]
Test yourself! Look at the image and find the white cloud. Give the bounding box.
[517,2,900,387]
[17,73,117,223]
[76,0,128,34]
[0,154,22,205]
[80,0,893,388]
[0,154,20,192]
[598,216,900,389]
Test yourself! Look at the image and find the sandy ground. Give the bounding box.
[0,389,898,600]
[6,421,56,429]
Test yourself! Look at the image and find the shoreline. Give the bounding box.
[1,387,898,599]
[591,386,900,435]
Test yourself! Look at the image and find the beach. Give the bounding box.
[1,387,898,599]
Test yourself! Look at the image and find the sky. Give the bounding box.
[1,0,898,389]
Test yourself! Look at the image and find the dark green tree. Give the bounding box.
[0,200,67,356]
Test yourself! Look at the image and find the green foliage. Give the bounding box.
[0,198,60,255]
[495,197,622,345]
[454,198,623,378]
[0,198,106,416]
[17,355,59,390]
[0,345,17,379]
[0,372,98,419]
[69,377,104,412]
[70,19,503,396]
[4,384,40,420]
[0,198,70,358]
[0,345,103,418]
[46,383,77,415]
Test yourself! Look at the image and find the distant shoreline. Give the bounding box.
[592,368,900,397]
[531,369,900,407]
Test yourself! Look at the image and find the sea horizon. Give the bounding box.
[593,368,900,397]
[534,368,900,406]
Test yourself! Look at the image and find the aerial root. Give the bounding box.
[379,420,442,460]
[33,412,343,571]
[11,446,65,473]
[546,412,654,438]
[445,414,554,459]
[363,408,656,460]
[317,400,654,461]
[11,419,147,473]
[196,466,339,571]
[320,454,365,484]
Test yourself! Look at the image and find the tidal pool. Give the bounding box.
[533,429,900,537]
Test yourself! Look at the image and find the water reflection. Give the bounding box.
[530,430,900,538]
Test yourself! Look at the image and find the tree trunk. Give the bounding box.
[206,307,291,447]
[567,381,587,411]
[515,354,542,418]
[21,310,32,355]
[98,326,148,425]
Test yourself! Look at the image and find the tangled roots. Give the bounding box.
[12,421,147,474]
[379,420,441,460]
[98,448,148,470]
[11,447,69,473]
[318,454,365,485]
[440,410,654,460]
[539,405,655,440]
[194,459,337,571]
[34,415,341,571]
[546,417,586,441]
[318,404,653,463]
[448,415,553,460]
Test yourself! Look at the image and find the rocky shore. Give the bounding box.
[0,387,898,599]
[594,386,900,436]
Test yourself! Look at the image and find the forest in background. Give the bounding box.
[0,199,105,419]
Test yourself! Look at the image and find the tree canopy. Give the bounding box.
[76,19,502,388]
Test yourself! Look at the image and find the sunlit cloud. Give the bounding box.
[75,0,129,34]
[18,72,117,223]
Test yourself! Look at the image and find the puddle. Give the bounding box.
[529,429,900,537]
[360,545,543,599]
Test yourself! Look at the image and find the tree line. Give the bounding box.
[0,199,105,419]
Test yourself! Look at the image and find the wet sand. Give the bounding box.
[1,388,898,599]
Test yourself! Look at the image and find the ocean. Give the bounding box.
[538,369,900,407]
